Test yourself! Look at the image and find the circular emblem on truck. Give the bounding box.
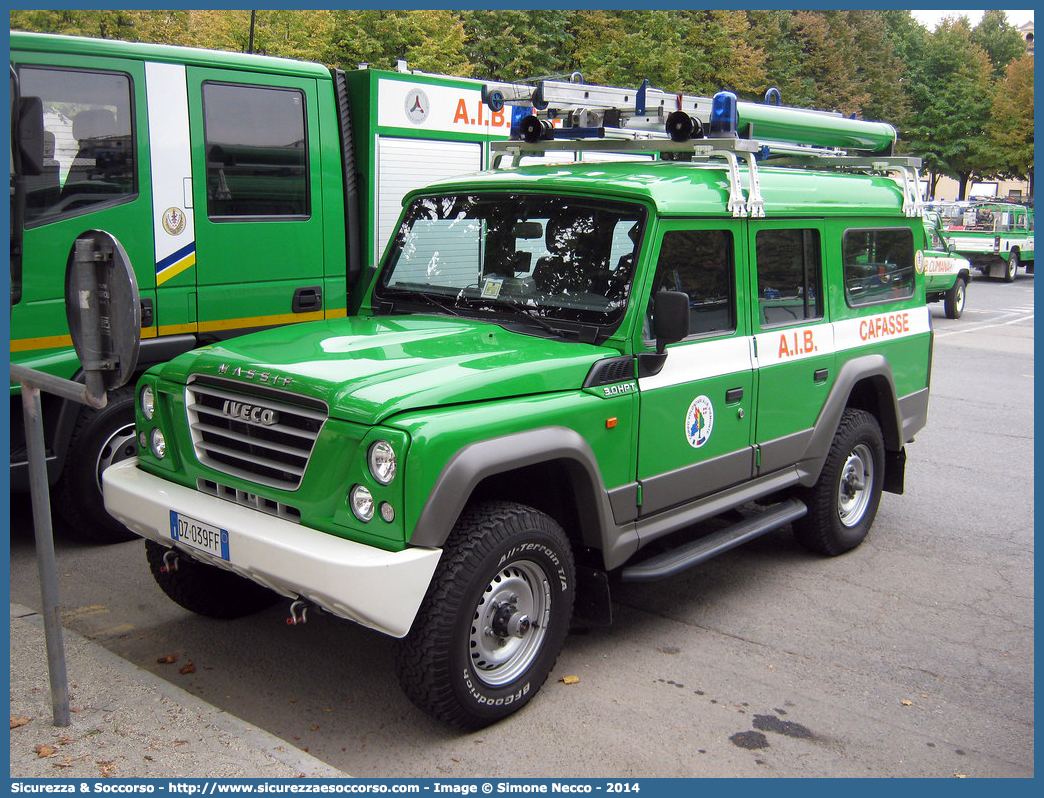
[162,206,187,236]
[915,250,925,274]
[685,395,714,449]
[405,88,429,125]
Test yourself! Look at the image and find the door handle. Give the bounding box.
[725,387,744,403]
[814,368,829,383]
[292,285,323,313]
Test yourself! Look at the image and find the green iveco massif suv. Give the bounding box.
[104,152,933,729]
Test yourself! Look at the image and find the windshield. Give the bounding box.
[375,193,645,335]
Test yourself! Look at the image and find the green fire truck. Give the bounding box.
[940,200,1034,282]
[102,80,934,728]
[10,31,529,542]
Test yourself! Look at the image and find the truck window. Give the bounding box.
[842,228,915,306]
[202,82,308,219]
[17,66,135,226]
[647,229,736,337]
[755,228,822,326]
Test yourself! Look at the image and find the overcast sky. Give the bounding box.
[910,9,1034,29]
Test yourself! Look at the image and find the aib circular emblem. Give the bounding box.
[685,395,715,449]
[162,206,187,236]
[405,88,429,125]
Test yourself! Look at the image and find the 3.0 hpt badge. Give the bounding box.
[685,395,714,448]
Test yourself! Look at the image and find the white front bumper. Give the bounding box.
[102,458,441,638]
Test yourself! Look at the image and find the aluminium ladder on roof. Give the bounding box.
[482,78,924,218]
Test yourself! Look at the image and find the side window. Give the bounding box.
[842,228,915,307]
[202,82,308,218]
[18,66,136,226]
[648,229,736,338]
[755,229,822,327]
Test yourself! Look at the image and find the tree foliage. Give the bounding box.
[10,8,1031,190]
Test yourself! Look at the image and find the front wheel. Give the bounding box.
[146,540,280,619]
[794,409,885,556]
[396,501,575,730]
[944,277,966,319]
[1006,250,1020,282]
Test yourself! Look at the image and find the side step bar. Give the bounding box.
[620,498,807,582]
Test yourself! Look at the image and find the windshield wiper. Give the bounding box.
[464,297,567,337]
[403,290,463,317]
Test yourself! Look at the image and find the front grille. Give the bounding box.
[198,478,301,522]
[186,376,327,490]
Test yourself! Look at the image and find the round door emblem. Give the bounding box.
[162,207,187,236]
[685,395,715,449]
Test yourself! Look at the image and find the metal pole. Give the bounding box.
[21,384,71,727]
[248,10,256,54]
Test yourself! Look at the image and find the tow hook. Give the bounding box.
[287,599,311,626]
[160,550,180,574]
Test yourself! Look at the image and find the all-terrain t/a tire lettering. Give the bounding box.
[396,501,575,730]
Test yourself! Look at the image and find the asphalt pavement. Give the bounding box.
[9,603,348,779]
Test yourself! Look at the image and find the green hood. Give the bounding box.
[169,316,616,425]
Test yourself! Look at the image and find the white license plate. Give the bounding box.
[169,511,230,560]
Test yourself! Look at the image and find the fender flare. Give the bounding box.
[409,426,637,567]
[797,354,904,485]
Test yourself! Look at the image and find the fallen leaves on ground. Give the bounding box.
[179,661,196,675]
[11,716,31,729]
[157,654,177,664]
[35,744,57,758]
[559,675,580,685]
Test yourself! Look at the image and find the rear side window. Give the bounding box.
[202,83,308,218]
[755,228,823,327]
[18,66,136,227]
[843,228,915,307]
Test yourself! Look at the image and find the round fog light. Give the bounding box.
[350,485,374,522]
[379,502,395,523]
[150,428,167,459]
[140,385,155,420]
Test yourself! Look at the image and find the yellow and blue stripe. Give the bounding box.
[156,241,196,285]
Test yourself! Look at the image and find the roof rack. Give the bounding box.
[483,79,924,218]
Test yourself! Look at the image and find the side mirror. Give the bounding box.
[653,290,689,353]
[16,96,46,177]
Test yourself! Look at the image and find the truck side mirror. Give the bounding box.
[16,96,46,177]
[653,290,689,353]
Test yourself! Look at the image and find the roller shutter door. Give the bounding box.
[375,137,482,263]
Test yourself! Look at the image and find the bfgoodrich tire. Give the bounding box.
[396,501,575,730]
[944,277,966,319]
[794,409,885,556]
[146,540,280,619]
[56,386,139,543]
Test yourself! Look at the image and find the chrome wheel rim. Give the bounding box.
[94,422,138,491]
[838,443,874,527]
[955,283,965,311]
[469,559,551,686]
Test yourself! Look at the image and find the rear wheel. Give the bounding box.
[146,540,280,619]
[944,277,966,319]
[56,386,138,543]
[794,409,885,556]
[396,501,575,730]
[1006,250,1019,282]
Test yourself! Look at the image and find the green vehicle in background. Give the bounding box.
[921,211,972,319]
[103,82,934,729]
[940,200,1034,282]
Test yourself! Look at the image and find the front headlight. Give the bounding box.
[140,385,155,420]
[368,440,397,485]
